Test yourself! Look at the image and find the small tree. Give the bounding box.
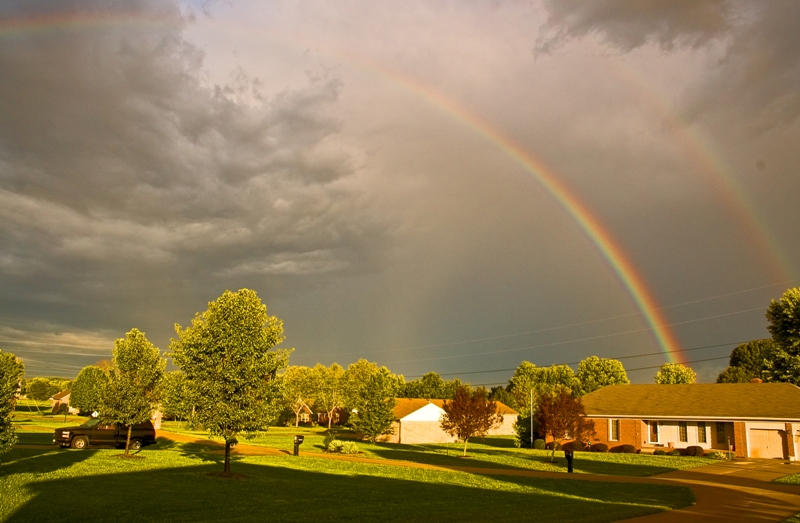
[70,366,107,414]
[310,363,346,429]
[537,388,595,462]
[170,289,290,474]
[440,385,502,457]
[281,366,315,427]
[654,363,696,384]
[0,350,25,458]
[26,377,62,415]
[577,356,629,395]
[100,328,165,455]
[348,369,398,443]
[160,371,196,428]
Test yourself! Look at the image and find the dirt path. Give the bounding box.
[157,431,800,522]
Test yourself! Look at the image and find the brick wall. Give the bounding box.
[733,421,748,458]
[585,418,643,451]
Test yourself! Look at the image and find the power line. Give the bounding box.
[405,341,740,379]
[302,278,797,359]
[380,307,764,366]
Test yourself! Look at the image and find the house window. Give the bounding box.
[716,422,726,445]
[609,419,620,441]
[697,422,707,443]
[649,421,659,443]
[679,422,688,442]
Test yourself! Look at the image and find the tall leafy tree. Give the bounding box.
[716,339,777,383]
[765,287,800,385]
[0,350,25,457]
[281,366,315,427]
[310,363,346,429]
[576,356,629,395]
[488,386,518,410]
[70,366,107,414]
[100,328,165,455]
[170,289,290,474]
[654,363,696,384]
[348,369,398,443]
[508,362,580,416]
[440,385,502,457]
[537,388,595,462]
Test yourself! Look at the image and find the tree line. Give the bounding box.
[2,286,799,471]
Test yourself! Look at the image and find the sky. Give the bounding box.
[1,0,799,386]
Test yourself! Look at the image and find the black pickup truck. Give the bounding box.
[53,418,156,450]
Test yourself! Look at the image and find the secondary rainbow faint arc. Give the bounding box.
[0,13,685,363]
[339,53,684,363]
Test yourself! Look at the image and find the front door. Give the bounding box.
[649,421,659,443]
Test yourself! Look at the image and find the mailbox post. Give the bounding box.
[564,449,574,473]
[293,435,304,456]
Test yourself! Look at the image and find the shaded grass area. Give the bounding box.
[0,443,694,523]
[160,424,710,477]
[11,400,87,432]
[783,514,800,523]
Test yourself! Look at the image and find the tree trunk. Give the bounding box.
[125,425,132,455]
[224,439,231,473]
[295,411,300,427]
[462,438,469,457]
[327,411,333,429]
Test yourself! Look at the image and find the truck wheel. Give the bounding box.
[129,439,143,451]
[71,436,88,450]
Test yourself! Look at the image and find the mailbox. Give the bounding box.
[293,435,304,456]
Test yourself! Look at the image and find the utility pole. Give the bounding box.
[530,388,533,450]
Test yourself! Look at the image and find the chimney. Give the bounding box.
[750,378,762,384]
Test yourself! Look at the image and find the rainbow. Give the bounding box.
[603,58,794,282]
[0,10,687,363]
[337,52,685,363]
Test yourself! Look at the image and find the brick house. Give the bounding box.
[49,390,79,415]
[581,382,800,460]
[376,398,518,445]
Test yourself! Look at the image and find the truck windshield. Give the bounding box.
[80,418,102,428]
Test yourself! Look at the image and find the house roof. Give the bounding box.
[51,390,70,401]
[581,383,800,421]
[392,398,518,420]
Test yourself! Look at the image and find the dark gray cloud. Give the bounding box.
[0,0,388,349]
[537,0,800,128]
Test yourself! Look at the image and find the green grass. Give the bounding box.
[782,514,800,523]
[0,440,694,523]
[775,473,800,486]
[11,400,87,432]
[159,423,711,477]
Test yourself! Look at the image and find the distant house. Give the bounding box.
[317,407,348,427]
[376,398,518,445]
[580,382,800,460]
[50,390,79,415]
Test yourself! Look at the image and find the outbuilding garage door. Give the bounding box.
[749,429,785,459]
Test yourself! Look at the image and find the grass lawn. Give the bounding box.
[0,439,695,523]
[159,422,711,477]
[11,400,86,432]
[776,473,800,486]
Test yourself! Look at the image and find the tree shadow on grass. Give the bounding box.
[1,447,98,475]
[6,459,691,523]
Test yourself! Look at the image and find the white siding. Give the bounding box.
[400,402,445,422]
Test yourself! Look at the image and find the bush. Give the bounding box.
[611,444,636,454]
[326,439,344,453]
[685,446,705,457]
[706,450,734,460]
[533,439,546,450]
[590,443,608,453]
[339,441,359,454]
[563,440,586,451]
[653,449,667,455]
[323,431,336,449]
[669,449,682,456]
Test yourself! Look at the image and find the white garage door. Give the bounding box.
[749,429,785,459]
